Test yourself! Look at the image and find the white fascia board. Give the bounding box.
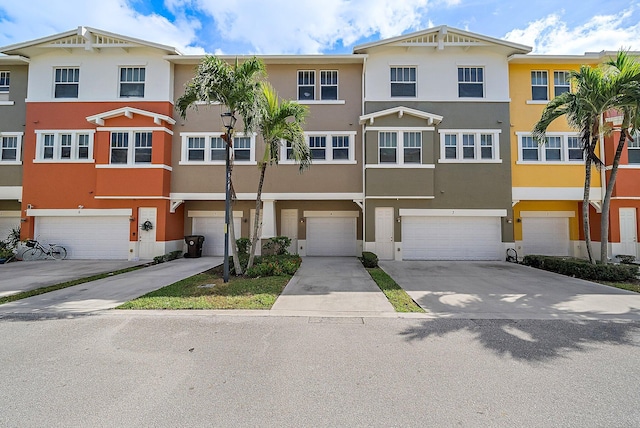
[87,107,176,126]
[171,192,364,201]
[399,209,507,217]
[512,187,602,201]
[520,211,575,218]
[0,211,21,217]
[188,210,244,218]
[0,186,22,200]
[27,208,132,217]
[303,211,360,218]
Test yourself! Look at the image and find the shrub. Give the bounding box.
[236,238,250,256]
[522,255,638,282]
[616,254,636,264]
[263,236,291,255]
[361,251,379,268]
[244,254,302,278]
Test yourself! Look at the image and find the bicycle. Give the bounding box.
[21,239,67,261]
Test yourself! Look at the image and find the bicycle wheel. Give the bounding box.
[50,245,67,260]
[22,247,43,261]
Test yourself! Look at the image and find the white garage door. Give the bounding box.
[35,216,130,259]
[306,217,357,256]
[522,217,570,256]
[192,217,242,256]
[402,216,502,260]
[0,216,20,243]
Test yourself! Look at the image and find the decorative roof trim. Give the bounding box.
[359,106,443,126]
[86,107,176,127]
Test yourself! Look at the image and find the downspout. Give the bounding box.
[361,55,367,254]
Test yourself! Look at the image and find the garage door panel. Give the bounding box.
[402,216,501,260]
[192,217,241,256]
[306,217,356,256]
[522,217,569,256]
[35,217,130,259]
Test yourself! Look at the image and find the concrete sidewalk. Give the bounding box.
[0,257,220,315]
[270,257,394,316]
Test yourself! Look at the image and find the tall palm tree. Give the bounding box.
[176,56,266,274]
[599,51,640,262]
[246,83,310,270]
[533,65,618,264]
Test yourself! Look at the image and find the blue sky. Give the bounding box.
[1,0,640,55]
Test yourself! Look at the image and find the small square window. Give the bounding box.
[390,67,416,97]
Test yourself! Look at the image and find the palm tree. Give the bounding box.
[599,52,640,263]
[246,83,310,270]
[533,65,618,264]
[176,56,266,274]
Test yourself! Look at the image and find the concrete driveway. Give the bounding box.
[0,259,143,298]
[380,261,640,320]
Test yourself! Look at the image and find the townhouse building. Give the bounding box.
[355,27,529,260]
[508,53,603,258]
[0,54,28,241]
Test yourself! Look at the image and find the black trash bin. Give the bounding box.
[184,235,205,258]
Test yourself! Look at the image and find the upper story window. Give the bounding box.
[531,71,548,101]
[54,68,79,98]
[390,67,416,97]
[0,71,9,101]
[119,67,145,98]
[283,132,355,163]
[554,71,571,96]
[378,131,422,164]
[110,131,152,164]
[628,134,640,164]
[320,70,338,100]
[298,70,315,101]
[517,133,583,163]
[439,130,501,162]
[35,131,94,162]
[1,133,22,163]
[458,67,484,98]
[181,133,255,164]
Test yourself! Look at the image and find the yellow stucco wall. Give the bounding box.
[513,200,581,241]
[509,62,601,188]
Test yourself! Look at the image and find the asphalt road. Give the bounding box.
[1,313,639,427]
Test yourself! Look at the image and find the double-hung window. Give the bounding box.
[54,67,79,98]
[531,71,548,101]
[187,137,206,161]
[234,137,251,161]
[181,133,255,163]
[458,67,484,98]
[285,132,353,162]
[35,131,94,161]
[110,131,152,164]
[554,71,571,96]
[440,130,501,162]
[298,70,315,101]
[517,133,582,162]
[119,67,145,98]
[377,131,422,164]
[320,70,338,100]
[379,132,397,163]
[628,134,640,164]
[0,134,21,162]
[211,137,226,161]
[0,71,9,101]
[332,135,349,160]
[403,132,421,163]
[390,67,416,97]
[309,136,326,160]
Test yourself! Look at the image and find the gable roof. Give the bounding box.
[359,106,443,125]
[0,26,180,57]
[86,107,176,127]
[353,25,530,55]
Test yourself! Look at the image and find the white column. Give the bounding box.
[260,200,277,239]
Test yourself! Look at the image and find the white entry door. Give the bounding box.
[281,209,298,254]
[375,207,394,260]
[619,208,637,257]
[138,207,157,260]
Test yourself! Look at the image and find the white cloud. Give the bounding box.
[0,0,205,54]
[504,7,640,54]
[178,0,432,53]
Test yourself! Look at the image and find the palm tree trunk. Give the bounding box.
[600,129,628,263]
[583,154,595,264]
[247,163,267,270]
[228,197,242,275]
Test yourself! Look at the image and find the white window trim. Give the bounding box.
[320,70,338,101]
[0,132,23,164]
[457,66,485,99]
[295,70,346,104]
[297,70,315,102]
[390,65,417,98]
[530,70,549,102]
[179,132,257,165]
[109,130,153,165]
[516,132,582,164]
[34,130,95,163]
[0,70,10,102]
[376,130,425,166]
[553,71,571,96]
[438,129,502,163]
[119,66,146,99]
[53,67,80,99]
[280,131,357,164]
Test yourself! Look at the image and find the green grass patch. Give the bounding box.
[597,280,640,293]
[117,267,291,310]
[366,267,425,313]
[0,265,145,305]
